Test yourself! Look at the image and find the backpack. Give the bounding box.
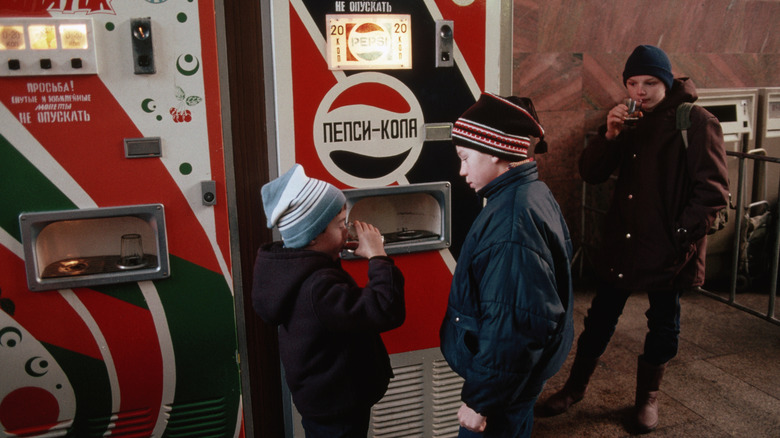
[676,102,729,235]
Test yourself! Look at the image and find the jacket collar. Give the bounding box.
[477,161,538,199]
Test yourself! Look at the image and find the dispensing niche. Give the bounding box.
[342,182,451,259]
[20,204,170,291]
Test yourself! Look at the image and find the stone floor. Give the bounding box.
[532,285,780,437]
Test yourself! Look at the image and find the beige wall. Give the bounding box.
[512,0,780,253]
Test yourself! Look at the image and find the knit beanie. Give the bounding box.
[452,93,548,160]
[622,45,674,90]
[261,164,346,248]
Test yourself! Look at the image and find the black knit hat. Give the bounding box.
[451,93,548,161]
[622,45,674,90]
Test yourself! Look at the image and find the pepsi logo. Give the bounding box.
[348,22,391,62]
[314,73,424,187]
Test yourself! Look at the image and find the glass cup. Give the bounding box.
[119,233,145,267]
[343,222,384,253]
[624,98,643,126]
[344,222,359,252]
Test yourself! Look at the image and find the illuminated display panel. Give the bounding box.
[60,23,88,49]
[0,18,98,76]
[0,25,26,50]
[326,14,412,70]
[29,24,58,49]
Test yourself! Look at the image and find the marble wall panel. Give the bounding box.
[511,0,780,256]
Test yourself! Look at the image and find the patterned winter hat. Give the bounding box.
[261,164,345,248]
[451,92,548,160]
[622,45,674,90]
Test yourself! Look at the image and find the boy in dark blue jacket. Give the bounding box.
[440,94,574,437]
[252,164,405,437]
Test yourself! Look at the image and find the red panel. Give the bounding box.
[437,0,487,91]
[0,245,101,359]
[343,252,451,354]
[0,76,220,274]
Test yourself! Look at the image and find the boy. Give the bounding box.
[439,93,574,437]
[536,45,729,433]
[252,164,406,437]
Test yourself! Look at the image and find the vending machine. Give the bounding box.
[696,88,759,285]
[0,2,242,437]
[262,1,512,436]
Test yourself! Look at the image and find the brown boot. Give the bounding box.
[535,354,600,417]
[635,357,666,433]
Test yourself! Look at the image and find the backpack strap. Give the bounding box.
[676,102,695,149]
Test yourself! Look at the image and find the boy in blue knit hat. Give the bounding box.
[251,164,405,437]
[537,45,729,433]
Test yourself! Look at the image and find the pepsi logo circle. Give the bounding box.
[314,73,425,187]
[348,22,390,62]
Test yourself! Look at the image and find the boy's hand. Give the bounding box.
[353,220,386,259]
[458,403,486,433]
[605,102,628,140]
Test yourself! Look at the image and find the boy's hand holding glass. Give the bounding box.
[345,220,386,259]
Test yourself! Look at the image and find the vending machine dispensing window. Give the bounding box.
[20,204,170,291]
[341,181,451,259]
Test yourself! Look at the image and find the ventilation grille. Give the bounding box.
[3,419,72,437]
[371,363,425,437]
[84,407,156,437]
[432,359,463,438]
[164,397,228,437]
[289,349,464,437]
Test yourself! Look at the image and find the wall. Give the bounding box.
[512,0,780,255]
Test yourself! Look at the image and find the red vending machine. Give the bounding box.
[262,1,513,436]
[0,2,242,437]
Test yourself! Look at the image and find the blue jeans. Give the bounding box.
[457,380,545,438]
[577,281,682,365]
[300,408,371,438]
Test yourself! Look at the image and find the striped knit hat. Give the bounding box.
[261,164,345,248]
[452,93,547,160]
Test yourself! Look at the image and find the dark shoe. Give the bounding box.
[635,357,666,433]
[535,354,600,417]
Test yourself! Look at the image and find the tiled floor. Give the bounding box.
[532,285,780,437]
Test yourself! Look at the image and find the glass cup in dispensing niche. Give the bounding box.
[344,222,384,253]
[624,98,643,127]
[118,233,146,269]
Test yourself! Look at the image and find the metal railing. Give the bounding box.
[697,133,779,325]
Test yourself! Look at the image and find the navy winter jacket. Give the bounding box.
[440,162,574,415]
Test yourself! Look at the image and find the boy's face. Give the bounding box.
[307,205,348,259]
[626,75,666,111]
[456,146,504,192]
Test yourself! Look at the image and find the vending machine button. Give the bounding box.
[8,59,20,70]
[40,58,52,69]
[71,58,83,69]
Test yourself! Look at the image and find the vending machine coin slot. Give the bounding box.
[131,17,155,74]
[435,20,454,68]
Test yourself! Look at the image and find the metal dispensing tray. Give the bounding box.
[19,204,170,291]
[340,181,451,259]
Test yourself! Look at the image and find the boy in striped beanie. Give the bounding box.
[252,164,405,436]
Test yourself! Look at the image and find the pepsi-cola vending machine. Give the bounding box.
[262,1,512,436]
[0,2,243,437]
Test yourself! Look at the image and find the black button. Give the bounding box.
[8,59,20,70]
[40,58,52,69]
[71,58,83,69]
